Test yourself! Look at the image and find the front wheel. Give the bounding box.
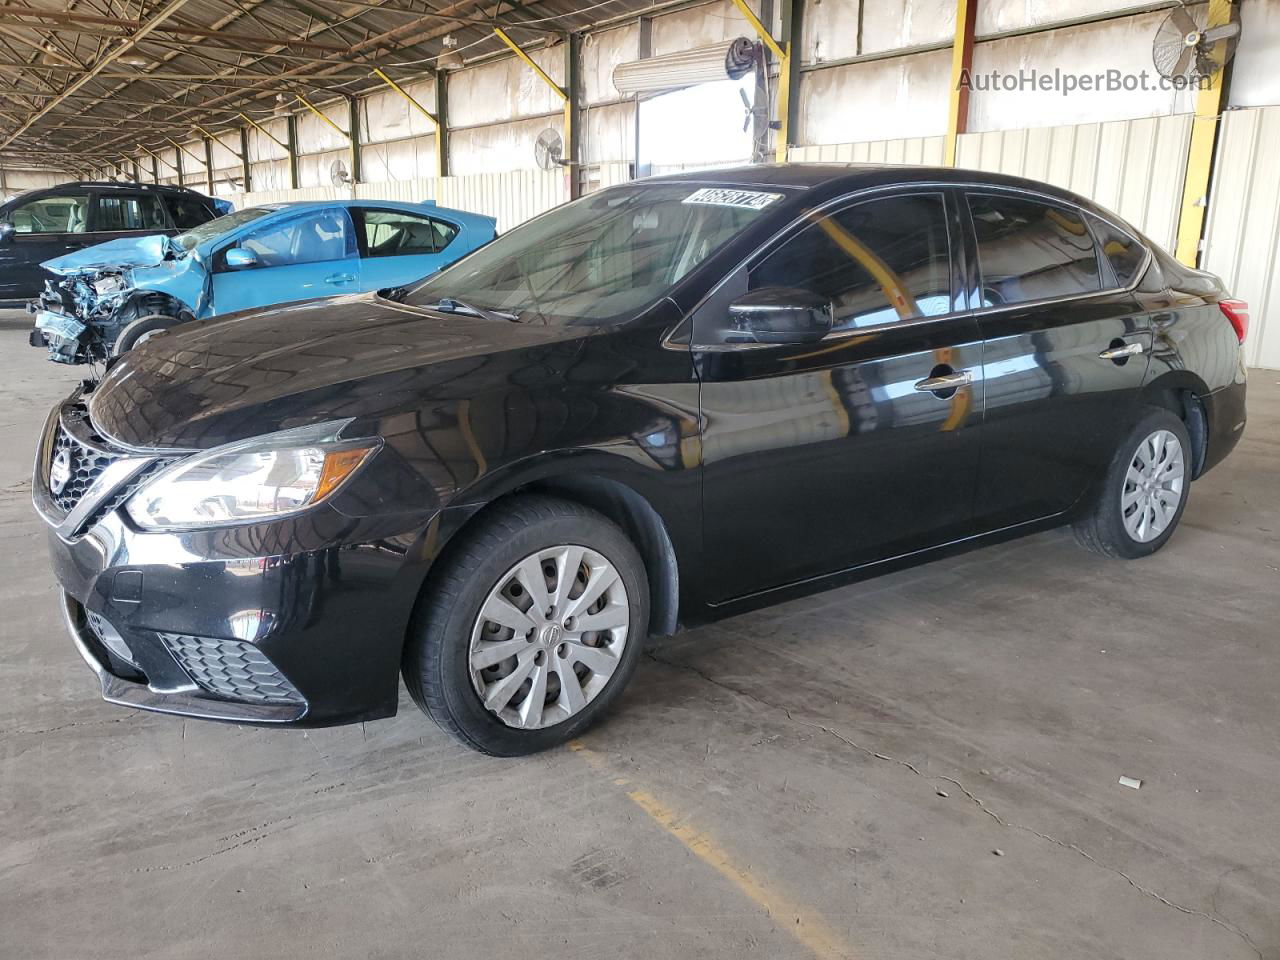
[111,313,188,356]
[403,495,649,756]
[1073,407,1192,558]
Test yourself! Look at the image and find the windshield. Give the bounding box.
[400,183,792,325]
[174,205,280,251]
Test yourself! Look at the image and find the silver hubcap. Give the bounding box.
[468,545,629,730]
[1122,429,1185,543]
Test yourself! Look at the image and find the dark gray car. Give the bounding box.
[0,181,224,305]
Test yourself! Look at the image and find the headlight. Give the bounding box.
[126,420,378,530]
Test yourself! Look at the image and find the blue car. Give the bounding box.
[30,199,496,364]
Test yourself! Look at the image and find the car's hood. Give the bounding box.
[42,234,171,275]
[88,294,590,449]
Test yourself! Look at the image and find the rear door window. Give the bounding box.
[967,193,1101,306]
[358,208,458,257]
[9,194,89,233]
[93,193,170,232]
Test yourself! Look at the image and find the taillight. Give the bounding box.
[1219,299,1250,343]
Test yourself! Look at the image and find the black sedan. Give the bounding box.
[34,165,1248,755]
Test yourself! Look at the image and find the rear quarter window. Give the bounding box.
[1089,215,1148,288]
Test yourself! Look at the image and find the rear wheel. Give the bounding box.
[403,495,649,756]
[1073,407,1192,558]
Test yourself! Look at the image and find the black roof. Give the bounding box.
[33,181,210,195]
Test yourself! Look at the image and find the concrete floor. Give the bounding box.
[2,309,1278,960]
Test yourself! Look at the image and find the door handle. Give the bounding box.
[914,369,974,393]
[325,273,356,284]
[1098,342,1144,361]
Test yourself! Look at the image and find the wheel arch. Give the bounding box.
[415,457,683,641]
[1140,371,1210,478]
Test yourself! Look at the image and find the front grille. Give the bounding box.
[49,421,125,514]
[78,458,174,530]
[159,633,305,705]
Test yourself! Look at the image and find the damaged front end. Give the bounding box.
[30,269,136,364]
[29,234,202,365]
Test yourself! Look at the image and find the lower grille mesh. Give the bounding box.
[159,633,304,704]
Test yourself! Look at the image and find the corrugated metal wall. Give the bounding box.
[1201,106,1280,370]
[953,115,1192,252]
[789,136,945,165]
[236,168,574,233]
[788,116,1190,251]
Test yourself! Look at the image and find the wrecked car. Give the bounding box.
[0,181,226,306]
[30,198,498,365]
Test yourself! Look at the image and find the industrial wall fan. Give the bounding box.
[534,128,564,170]
[329,157,353,187]
[1152,3,1241,81]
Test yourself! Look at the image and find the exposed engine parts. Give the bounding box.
[30,271,186,365]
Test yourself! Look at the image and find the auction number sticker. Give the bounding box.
[682,188,783,210]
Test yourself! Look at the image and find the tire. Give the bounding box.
[111,313,186,356]
[1073,406,1192,559]
[404,495,650,756]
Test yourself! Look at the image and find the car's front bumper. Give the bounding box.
[36,395,437,727]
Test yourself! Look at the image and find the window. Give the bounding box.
[748,193,954,332]
[167,194,217,230]
[360,209,458,257]
[9,194,89,234]
[1089,215,1147,288]
[95,194,169,232]
[236,209,355,268]
[968,193,1101,306]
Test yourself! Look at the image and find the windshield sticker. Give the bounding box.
[682,188,783,210]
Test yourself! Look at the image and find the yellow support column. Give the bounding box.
[1175,0,1234,266]
[372,67,446,180]
[944,0,978,167]
[729,0,790,162]
[296,94,357,186]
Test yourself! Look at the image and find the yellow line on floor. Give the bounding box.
[569,741,855,960]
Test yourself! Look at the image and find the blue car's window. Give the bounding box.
[402,183,792,326]
[239,209,355,268]
[175,205,279,251]
[360,209,457,257]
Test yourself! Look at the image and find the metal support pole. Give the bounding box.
[174,142,184,186]
[565,31,581,198]
[1175,0,1235,266]
[203,136,214,194]
[286,115,301,190]
[348,96,362,185]
[239,126,252,193]
[435,68,450,179]
[634,15,651,178]
[944,0,978,166]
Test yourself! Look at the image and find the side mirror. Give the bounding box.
[727,286,833,344]
[224,247,259,270]
[0,221,14,246]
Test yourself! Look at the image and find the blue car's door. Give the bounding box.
[351,207,462,290]
[212,207,360,314]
